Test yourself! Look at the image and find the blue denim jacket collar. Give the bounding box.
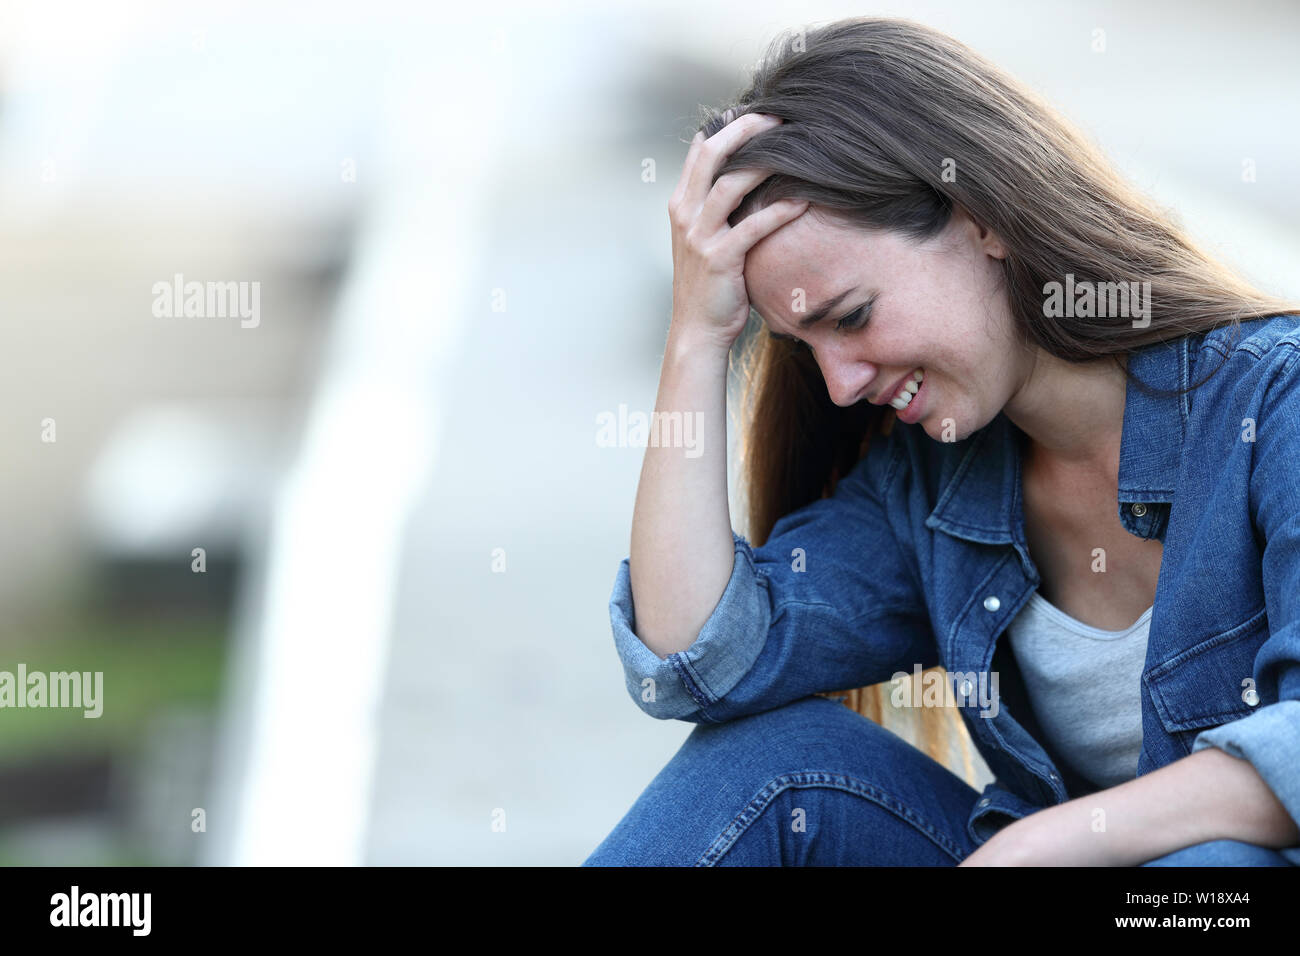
[925,332,1197,561]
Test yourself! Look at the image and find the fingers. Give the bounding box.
[720,197,810,260]
[692,167,774,238]
[668,131,707,211]
[673,112,783,224]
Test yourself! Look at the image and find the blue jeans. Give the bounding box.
[583,696,1294,866]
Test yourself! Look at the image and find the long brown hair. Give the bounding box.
[696,17,1300,758]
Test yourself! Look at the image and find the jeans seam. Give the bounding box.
[694,770,968,865]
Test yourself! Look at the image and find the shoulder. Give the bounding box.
[1190,313,1300,405]
[1197,313,1300,366]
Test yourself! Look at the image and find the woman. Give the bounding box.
[584,17,1300,866]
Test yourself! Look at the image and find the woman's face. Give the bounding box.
[744,205,1028,443]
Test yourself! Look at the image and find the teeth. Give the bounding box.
[889,368,924,409]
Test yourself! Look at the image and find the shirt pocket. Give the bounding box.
[1143,604,1268,756]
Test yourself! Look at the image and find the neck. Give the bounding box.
[1003,348,1128,475]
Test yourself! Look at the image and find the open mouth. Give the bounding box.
[888,368,924,411]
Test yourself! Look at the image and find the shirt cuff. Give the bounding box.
[607,531,771,721]
[1191,698,1300,832]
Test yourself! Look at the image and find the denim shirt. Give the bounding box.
[607,313,1300,861]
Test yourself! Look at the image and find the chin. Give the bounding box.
[924,404,982,445]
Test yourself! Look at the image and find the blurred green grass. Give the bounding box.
[0,834,158,867]
[0,608,228,764]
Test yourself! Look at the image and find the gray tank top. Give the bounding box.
[1006,590,1153,790]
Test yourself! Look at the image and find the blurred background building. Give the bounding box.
[0,0,1296,865]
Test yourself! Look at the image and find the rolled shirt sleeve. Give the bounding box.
[608,532,773,721]
[605,434,939,724]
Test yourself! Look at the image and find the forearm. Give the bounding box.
[1006,746,1299,866]
[628,321,736,659]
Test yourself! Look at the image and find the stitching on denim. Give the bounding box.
[940,553,1063,803]
[667,653,714,714]
[1202,336,1300,365]
[1143,620,1266,733]
[769,596,922,623]
[693,770,968,866]
[943,549,1014,664]
[932,422,989,517]
[877,435,929,605]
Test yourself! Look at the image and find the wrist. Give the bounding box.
[665,322,735,367]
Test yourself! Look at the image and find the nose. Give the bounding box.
[820,353,876,408]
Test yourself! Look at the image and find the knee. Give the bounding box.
[581,840,630,867]
[714,775,966,866]
[581,697,894,867]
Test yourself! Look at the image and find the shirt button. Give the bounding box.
[978,797,990,807]
[1049,772,1059,782]
[983,595,1001,612]
[1244,688,1260,706]
[1130,503,1147,517]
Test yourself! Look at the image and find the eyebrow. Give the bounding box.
[766,288,859,340]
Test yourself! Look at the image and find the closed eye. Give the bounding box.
[765,295,874,349]
[835,308,865,332]
[835,296,875,332]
